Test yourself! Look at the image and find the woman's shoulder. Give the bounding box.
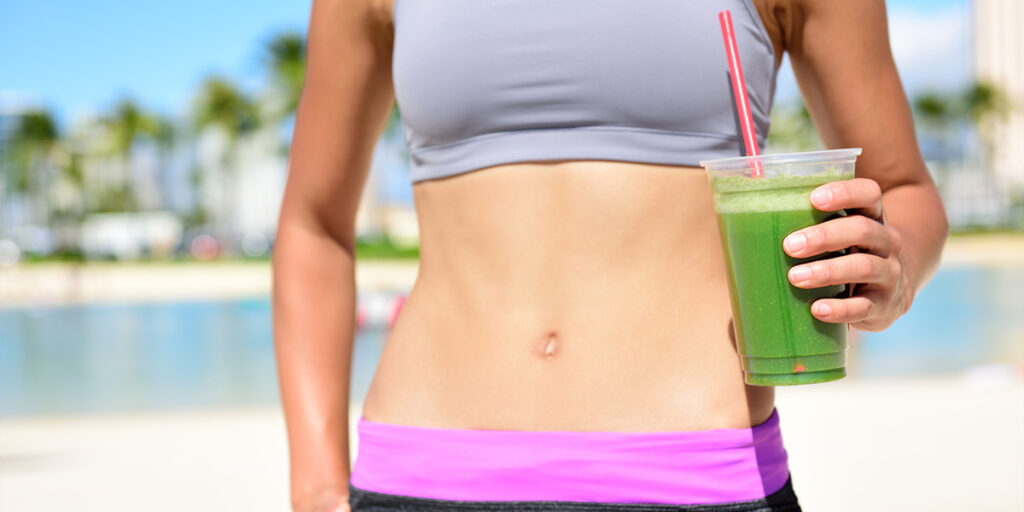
[751,0,865,64]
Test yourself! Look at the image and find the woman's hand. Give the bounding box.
[782,178,912,332]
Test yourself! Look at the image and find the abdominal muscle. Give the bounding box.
[359,160,775,432]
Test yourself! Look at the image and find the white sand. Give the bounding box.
[0,233,1019,308]
[0,260,419,308]
[774,375,1024,511]
[1,376,1021,512]
[941,234,1024,267]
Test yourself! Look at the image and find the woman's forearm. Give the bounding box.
[272,219,359,507]
[880,181,949,311]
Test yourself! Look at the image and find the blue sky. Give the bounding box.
[0,0,970,126]
[0,1,309,122]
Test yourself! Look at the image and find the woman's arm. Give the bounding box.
[775,0,949,331]
[272,0,394,510]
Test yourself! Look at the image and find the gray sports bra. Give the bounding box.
[392,0,778,183]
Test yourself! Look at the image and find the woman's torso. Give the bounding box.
[361,0,785,432]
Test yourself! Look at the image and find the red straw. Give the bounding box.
[718,10,763,177]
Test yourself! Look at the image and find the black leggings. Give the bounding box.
[348,477,802,512]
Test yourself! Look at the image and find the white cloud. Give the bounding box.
[888,6,971,93]
[774,4,971,102]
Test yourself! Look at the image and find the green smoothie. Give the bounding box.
[711,169,854,386]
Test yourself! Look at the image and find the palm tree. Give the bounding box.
[193,75,260,251]
[106,99,157,159]
[194,77,260,142]
[962,81,1011,167]
[6,110,58,191]
[265,32,307,120]
[913,92,951,125]
[911,91,960,161]
[96,98,165,212]
[3,109,60,241]
[149,115,177,212]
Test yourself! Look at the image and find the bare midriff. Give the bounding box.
[360,160,775,432]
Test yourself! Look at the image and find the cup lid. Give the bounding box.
[699,148,863,171]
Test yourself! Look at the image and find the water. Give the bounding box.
[1,266,1021,418]
[854,266,1024,376]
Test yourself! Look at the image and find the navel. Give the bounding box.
[540,331,558,360]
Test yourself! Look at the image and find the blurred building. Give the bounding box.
[194,122,416,253]
[355,129,419,245]
[81,211,182,260]
[974,0,1024,188]
[194,126,286,251]
[354,201,419,249]
[938,0,1024,229]
[0,108,17,236]
[0,103,62,254]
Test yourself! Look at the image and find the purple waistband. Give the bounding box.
[350,409,790,505]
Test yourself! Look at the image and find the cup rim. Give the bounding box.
[699,147,863,170]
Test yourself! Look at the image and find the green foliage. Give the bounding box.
[18,250,86,263]
[62,151,84,186]
[14,110,58,145]
[87,98,177,216]
[151,116,176,150]
[265,32,306,117]
[964,81,1012,125]
[913,92,950,127]
[910,80,1012,130]
[5,109,60,192]
[102,98,159,157]
[766,101,820,153]
[39,248,86,262]
[768,80,1013,163]
[51,150,87,222]
[356,235,420,260]
[181,204,209,230]
[92,185,139,213]
[193,76,260,140]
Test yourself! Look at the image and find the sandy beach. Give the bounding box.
[1,377,1021,511]
[0,259,419,309]
[0,233,1020,309]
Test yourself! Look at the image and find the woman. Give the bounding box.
[272,0,948,510]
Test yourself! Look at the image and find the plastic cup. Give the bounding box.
[700,148,862,386]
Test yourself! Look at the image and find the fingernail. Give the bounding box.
[784,233,806,252]
[813,302,833,316]
[789,266,812,283]
[811,187,832,206]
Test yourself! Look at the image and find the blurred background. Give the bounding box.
[0,0,1021,511]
